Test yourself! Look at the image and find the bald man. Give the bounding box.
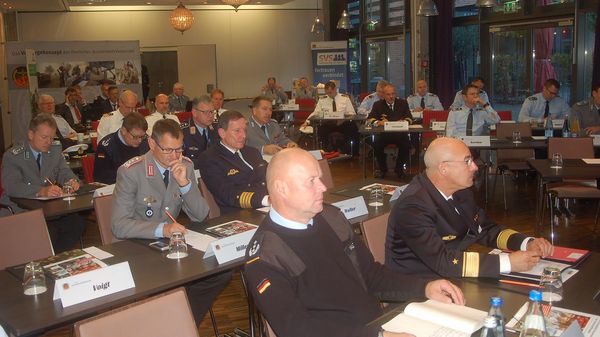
[406,80,443,112]
[169,82,190,112]
[385,137,553,278]
[244,148,465,337]
[97,90,139,141]
[145,94,181,135]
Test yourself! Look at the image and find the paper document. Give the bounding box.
[185,230,216,252]
[582,159,600,164]
[83,246,114,260]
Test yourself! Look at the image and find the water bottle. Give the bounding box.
[488,297,505,337]
[519,290,548,337]
[480,316,498,337]
[544,118,553,138]
[561,114,570,138]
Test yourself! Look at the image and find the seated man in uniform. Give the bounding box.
[97,89,139,141]
[246,96,297,155]
[211,89,227,118]
[94,112,149,184]
[111,118,231,325]
[446,84,500,138]
[385,137,553,278]
[407,80,444,112]
[367,83,413,179]
[145,93,180,135]
[261,77,288,105]
[357,80,387,115]
[0,114,85,253]
[518,79,570,123]
[182,95,219,169]
[244,148,465,337]
[571,83,600,136]
[168,82,190,112]
[450,76,491,109]
[199,110,269,214]
[294,76,318,100]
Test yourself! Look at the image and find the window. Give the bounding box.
[387,0,405,27]
[454,0,478,18]
[576,11,596,102]
[366,36,407,97]
[452,25,480,92]
[348,37,362,99]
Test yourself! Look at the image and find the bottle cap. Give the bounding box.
[483,316,498,328]
[529,289,542,301]
[490,297,503,306]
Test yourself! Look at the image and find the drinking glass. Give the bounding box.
[23,262,47,295]
[62,183,75,201]
[512,131,522,143]
[550,153,563,169]
[167,232,188,259]
[540,266,563,304]
[368,186,384,207]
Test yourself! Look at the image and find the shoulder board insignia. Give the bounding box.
[368,94,375,98]
[442,235,457,241]
[451,107,465,111]
[575,100,588,106]
[341,94,349,97]
[97,153,105,159]
[51,141,61,147]
[427,93,438,97]
[123,156,143,168]
[528,96,537,101]
[180,121,190,128]
[320,95,327,98]
[407,94,416,98]
[10,145,24,155]
[227,168,239,176]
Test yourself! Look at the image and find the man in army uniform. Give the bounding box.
[357,80,388,115]
[0,114,85,253]
[94,112,149,184]
[385,137,553,278]
[571,83,600,136]
[111,118,230,324]
[446,84,500,138]
[182,95,219,169]
[407,80,444,112]
[168,82,190,112]
[97,89,139,141]
[246,96,297,155]
[145,93,180,136]
[261,77,288,105]
[450,77,491,109]
[199,110,269,214]
[294,77,318,100]
[518,79,570,123]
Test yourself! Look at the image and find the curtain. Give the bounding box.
[592,3,600,88]
[433,0,454,107]
[534,27,557,93]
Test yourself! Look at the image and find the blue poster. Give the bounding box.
[311,41,349,93]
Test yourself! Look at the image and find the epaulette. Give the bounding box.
[123,156,143,168]
[180,120,190,128]
[427,93,438,97]
[102,112,114,117]
[451,106,466,111]
[407,94,416,98]
[320,95,327,98]
[51,141,62,148]
[575,100,589,106]
[367,93,375,98]
[10,144,24,155]
[528,96,538,101]
[341,94,349,97]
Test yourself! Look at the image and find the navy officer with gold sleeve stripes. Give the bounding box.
[385,137,553,278]
[198,110,269,214]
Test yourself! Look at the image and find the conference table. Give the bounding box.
[9,184,100,218]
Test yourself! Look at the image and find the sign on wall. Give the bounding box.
[311,41,349,93]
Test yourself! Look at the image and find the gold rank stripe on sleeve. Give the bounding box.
[496,229,519,250]
[461,252,480,277]
[239,191,255,208]
[246,256,260,265]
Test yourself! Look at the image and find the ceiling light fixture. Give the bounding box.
[220,0,250,12]
[310,0,324,34]
[476,0,497,7]
[336,9,351,30]
[417,0,438,16]
[170,1,195,34]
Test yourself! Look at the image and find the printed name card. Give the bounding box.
[309,150,323,160]
[53,262,135,307]
[384,121,409,131]
[323,109,343,119]
[431,121,447,131]
[203,229,257,264]
[332,196,369,219]
[552,119,565,129]
[459,136,491,147]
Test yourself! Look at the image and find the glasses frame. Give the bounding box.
[442,157,475,166]
[154,140,184,154]
[126,128,148,141]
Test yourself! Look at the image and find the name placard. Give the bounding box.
[592,135,600,146]
[384,121,409,131]
[53,262,135,307]
[431,121,447,131]
[309,150,323,160]
[551,119,565,129]
[332,196,369,219]
[324,109,344,119]
[459,136,491,147]
[203,229,257,264]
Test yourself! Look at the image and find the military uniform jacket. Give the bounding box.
[357,92,380,115]
[93,131,149,184]
[450,89,490,109]
[97,109,125,142]
[571,99,600,135]
[0,142,77,212]
[385,173,528,278]
[145,111,181,135]
[307,94,356,120]
[246,117,291,153]
[367,98,412,123]
[261,87,288,104]
[182,119,219,169]
[198,143,268,214]
[111,151,209,239]
[407,93,444,111]
[446,104,500,138]
[294,87,318,100]
[168,94,190,112]
[518,92,570,123]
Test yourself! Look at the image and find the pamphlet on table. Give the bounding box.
[38,249,108,280]
[360,183,400,195]
[507,303,600,337]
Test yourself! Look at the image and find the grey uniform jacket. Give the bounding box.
[0,142,77,212]
[245,117,291,153]
[111,151,209,239]
[571,99,600,135]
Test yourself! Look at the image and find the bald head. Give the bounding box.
[424,137,466,170]
[416,80,428,96]
[267,148,314,193]
[425,137,478,196]
[155,93,169,114]
[119,90,138,116]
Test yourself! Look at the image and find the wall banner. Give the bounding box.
[311,41,349,93]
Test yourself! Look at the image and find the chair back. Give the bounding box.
[198,177,221,219]
[0,209,54,269]
[91,120,100,131]
[497,110,513,121]
[295,98,316,110]
[82,155,95,184]
[318,159,334,190]
[93,195,120,245]
[548,137,594,159]
[496,123,534,161]
[175,111,193,122]
[359,213,390,264]
[74,287,199,337]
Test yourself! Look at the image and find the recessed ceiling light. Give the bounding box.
[3,2,7,5]
[256,1,261,3]
[146,2,151,4]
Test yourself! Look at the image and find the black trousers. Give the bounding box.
[368,133,410,173]
[46,214,86,253]
[186,270,233,325]
[315,121,359,154]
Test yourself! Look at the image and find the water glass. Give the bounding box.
[23,262,47,296]
[540,266,563,304]
[512,131,522,143]
[550,153,563,169]
[167,232,188,259]
[368,186,384,207]
[62,183,75,201]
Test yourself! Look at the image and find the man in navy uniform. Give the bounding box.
[182,95,219,169]
[199,110,269,214]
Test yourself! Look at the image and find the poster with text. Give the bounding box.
[311,41,349,94]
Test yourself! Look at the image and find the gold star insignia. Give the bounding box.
[452,258,459,265]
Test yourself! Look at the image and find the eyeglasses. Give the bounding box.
[155,141,184,154]
[443,157,474,166]
[126,130,147,141]
[194,107,215,115]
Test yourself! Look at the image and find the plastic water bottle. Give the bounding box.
[544,118,553,138]
[519,290,548,337]
[488,297,505,337]
[561,114,570,138]
[480,316,498,337]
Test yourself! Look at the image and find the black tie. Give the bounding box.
[420,97,425,109]
[36,153,41,171]
[332,99,337,112]
[163,170,169,187]
[544,101,550,118]
[260,125,267,136]
[204,130,209,144]
[163,114,167,119]
[466,109,474,136]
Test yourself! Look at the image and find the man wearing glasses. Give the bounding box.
[446,84,500,138]
[94,112,149,184]
[97,89,139,141]
[384,137,553,278]
[182,95,219,169]
[518,78,570,123]
[246,95,297,155]
[112,119,231,325]
[145,93,181,136]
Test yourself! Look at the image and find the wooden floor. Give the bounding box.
[43,156,599,337]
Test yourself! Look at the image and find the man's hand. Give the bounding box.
[413,107,424,112]
[584,126,600,135]
[285,141,298,148]
[509,250,540,272]
[476,97,487,106]
[169,158,189,187]
[38,185,63,197]
[65,179,80,191]
[263,144,282,155]
[526,238,553,257]
[424,279,465,305]
[162,221,187,237]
